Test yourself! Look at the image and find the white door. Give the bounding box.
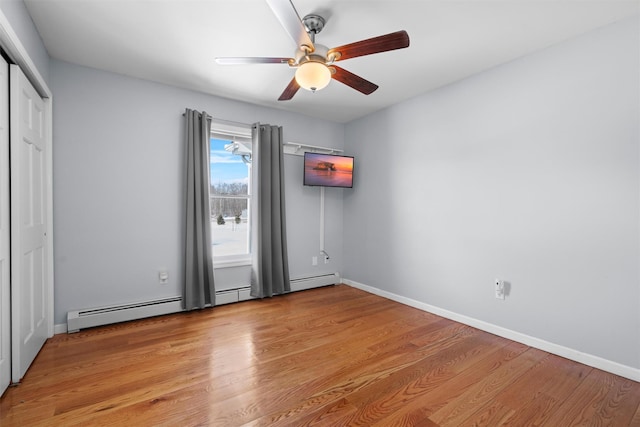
[0,56,10,395]
[10,65,49,383]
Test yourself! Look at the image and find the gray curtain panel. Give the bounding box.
[183,109,216,309]
[250,123,291,298]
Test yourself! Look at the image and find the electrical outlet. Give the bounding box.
[159,271,169,285]
[312,256,318,266]
[495,279,505,300]
[324,255,329,264]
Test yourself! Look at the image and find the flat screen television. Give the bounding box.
[303,152,354,188]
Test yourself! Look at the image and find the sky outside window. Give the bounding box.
[210,138,249,186]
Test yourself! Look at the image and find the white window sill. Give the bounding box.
[213,258,252,269]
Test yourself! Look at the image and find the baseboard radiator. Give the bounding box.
[67,296,183,333]
[66,291,247,333]
[214,273,339,305]
[67,273,340,333]
[290,272,340,291]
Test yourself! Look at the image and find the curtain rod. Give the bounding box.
[181,112,253,130]
[181,110,212,120]
[210,117,251,128]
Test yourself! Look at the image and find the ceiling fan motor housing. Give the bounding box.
[303,14,325,37]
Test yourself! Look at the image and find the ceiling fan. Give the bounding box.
[215,0,410,101]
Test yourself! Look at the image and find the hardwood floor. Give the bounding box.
[1,284,639,426]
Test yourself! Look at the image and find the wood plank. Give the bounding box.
[632,401,640,427]
[545,368,640,426]
[1,284,638,426]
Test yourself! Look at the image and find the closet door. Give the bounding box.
[10,64,48,382]
[0,56,10,395]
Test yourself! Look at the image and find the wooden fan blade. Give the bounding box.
[328,30,410,62]
[330,66,378,95]
[266,0,314,51]
[278,77,300,101]
[215,57,292,65]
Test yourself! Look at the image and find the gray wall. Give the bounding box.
[343,17,640,369]
[0,0,49,85]
[51,59,344,325]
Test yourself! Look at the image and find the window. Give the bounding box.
[209,122,252,265]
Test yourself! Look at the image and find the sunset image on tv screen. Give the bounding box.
[304,153,354,188]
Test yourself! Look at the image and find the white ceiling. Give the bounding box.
[24,0,639,123]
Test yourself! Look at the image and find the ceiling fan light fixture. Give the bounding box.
[295,61,331,92]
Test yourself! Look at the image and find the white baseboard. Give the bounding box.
[343,278,640,382]
[54,323,67,335]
